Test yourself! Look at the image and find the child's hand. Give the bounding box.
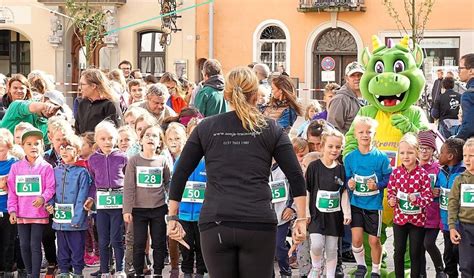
[32,196,44,208]
[432,188,440,197]
[0,176,7,191]
[343,215,351,225]
[123,213,133,224]
[9,212,16,224]
[281,208,295,221]
[45,204,54,214]
[83,198,94,211]
[348,179,356,190]
[450,228,461,244]
[408,193,417,203]
[367,179,377,191]
[388,197,396,207]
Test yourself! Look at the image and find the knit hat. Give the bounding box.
[418,130,437,151]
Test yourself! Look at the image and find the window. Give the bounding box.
[0,30,30,76]
[138,31,166,77]
[258,25,287,72]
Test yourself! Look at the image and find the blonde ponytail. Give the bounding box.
[224,67,267,132]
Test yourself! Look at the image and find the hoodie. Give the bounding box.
[436,162,465,231]
[194,75,227,117]
[87,149,127,200]
[448,170,474,228]
[327,84,364,134]
[50,162,92,231]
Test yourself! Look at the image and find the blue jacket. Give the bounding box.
[0,157,16,213]
[50,163,92,231]
[178,159,206,222]
[456,78,474,140]
[436,162,465,231]
[278,107,298,131]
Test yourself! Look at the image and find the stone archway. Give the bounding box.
[312,28,357,96]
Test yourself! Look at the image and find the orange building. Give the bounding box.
[195,0,474,100]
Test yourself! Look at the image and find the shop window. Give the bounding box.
[138,31,166,77]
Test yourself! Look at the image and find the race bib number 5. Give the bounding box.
[461,184,474,208]
[16,175,42,196]
[96,191,123,209]
[182,182,206,203]
[53,204,74,224]
[316,190,340,213]
[397,191,421,215]
[354,174,379,197]
[269,180,288,204]
[136,167,163,188]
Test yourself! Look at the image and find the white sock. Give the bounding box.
[311,254,322,269]
[325,257,337,278]
[352,245,366,266]
[372,263,381,274]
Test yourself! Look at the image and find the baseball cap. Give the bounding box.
[21,127,44,143]
[43,90,65,109]
[345,62,365,76]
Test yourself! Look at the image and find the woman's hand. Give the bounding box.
[291,218,307,245]
[167,220,190,249]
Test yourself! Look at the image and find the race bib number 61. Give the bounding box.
[16,175,42,196]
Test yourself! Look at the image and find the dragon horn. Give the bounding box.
[372,35,382,50]
[399,35,410,49]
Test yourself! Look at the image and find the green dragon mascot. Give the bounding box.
[344,35,429,277]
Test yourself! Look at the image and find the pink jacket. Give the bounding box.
[7,157,55,219]
[421,160,442,229]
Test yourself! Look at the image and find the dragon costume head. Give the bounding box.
[359,35,425,113]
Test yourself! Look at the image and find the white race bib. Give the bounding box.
[15,175,42,196]
[316,190,341,213]
[181,182,206,203]
[397,191,421,215]
[269,180,289,204]
[96,190,123,209]
[354,174,379,197]
[136,167,163,188]
[460,184,474,208]
[440,187,450,211]
[53,204,74,224]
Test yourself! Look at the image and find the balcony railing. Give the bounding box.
[298,0,366,12]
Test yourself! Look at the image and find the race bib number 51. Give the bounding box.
[96,191,123,209]
[16,175,42,196]
[461,184,474,208]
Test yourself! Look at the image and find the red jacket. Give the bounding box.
[169,95,187,114]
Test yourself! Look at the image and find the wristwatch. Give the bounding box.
[165,215,179,223]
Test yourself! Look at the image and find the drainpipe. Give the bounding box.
[208,1,214,59]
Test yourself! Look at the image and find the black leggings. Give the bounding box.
[393,223,425,278]
[442,230,459,278]
[420,228,444,273]
[200,224,276,278]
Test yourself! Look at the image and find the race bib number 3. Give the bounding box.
[53,204,74,224]
[440,188,450,211]
[182,182,206,203]
[96,191,123,209]
[269,180,288,203]
[316,190,340,213]
[16,175,42,196]
[354,174,379,197]
[461,184,474,208]
[397,191,421,215]
[136,167,163,188]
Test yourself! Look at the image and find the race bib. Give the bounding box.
[316,190,340,213]
[397,191,421,215]
[182,182,206,203]
[136,167,163,188]
[428,174,437,189]
[440,187,450,211]
[15,175,42,196]
[269,180,288,203]
[354,174,379,197]
[0,175,7,196]
[96,190,123,209]
[53,204,74,224]
[461,184,474,208]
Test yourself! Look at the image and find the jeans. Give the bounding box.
[57,231,86,274]
[393,223,425,278]
[442,230,459,278]
[17,224,45,278]
[96,209,124,273]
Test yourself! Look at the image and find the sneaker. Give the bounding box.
[354,265,367,278]
[114,271,127,278]
[335,264,344,278]
[371,273,381,278]
[56,273,71,278]
[342,251,356,263]
[195,274,204,278]
[101,274,112,278]
[183,274,193,278]
[3,272,15,278]
[17,269,28,278]
[169,268,179,278]
[435,272,448,278]
[308,267,321,278]
[71,275,84,278]
[90,270,101,277]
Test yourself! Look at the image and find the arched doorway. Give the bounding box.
[313,28,357,96]
[0,29,31,76]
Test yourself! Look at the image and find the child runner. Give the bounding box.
[11,123,35,160]
[387,133,433,278]
[86,121,128,278]
[127,80,146,105]
[123,107,148,127]
[417,130,445,277]
[306,129,351,278]
[7,127,55,278]
[123,125,171,278]
[436,138,465,278]
[46,134,92,277]
[118,125,140,157]
[344,116,392,278]
[448,138,474,277]
[0,129,17,277]
[292,137,309,164]
[296,102,322,138]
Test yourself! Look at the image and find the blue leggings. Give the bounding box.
[17,224,45,278]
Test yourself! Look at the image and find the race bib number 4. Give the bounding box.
[136,167,163,188]
[316,190,340,213]
[53,204,74,224]
[96,191,123,209]
[269,180,288,203]
[397,191,421,215]
[182,182,206,203]
[461,184,474,208]
[354,174,379,197]
[16,175,42,196]
[440,187,450,211]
